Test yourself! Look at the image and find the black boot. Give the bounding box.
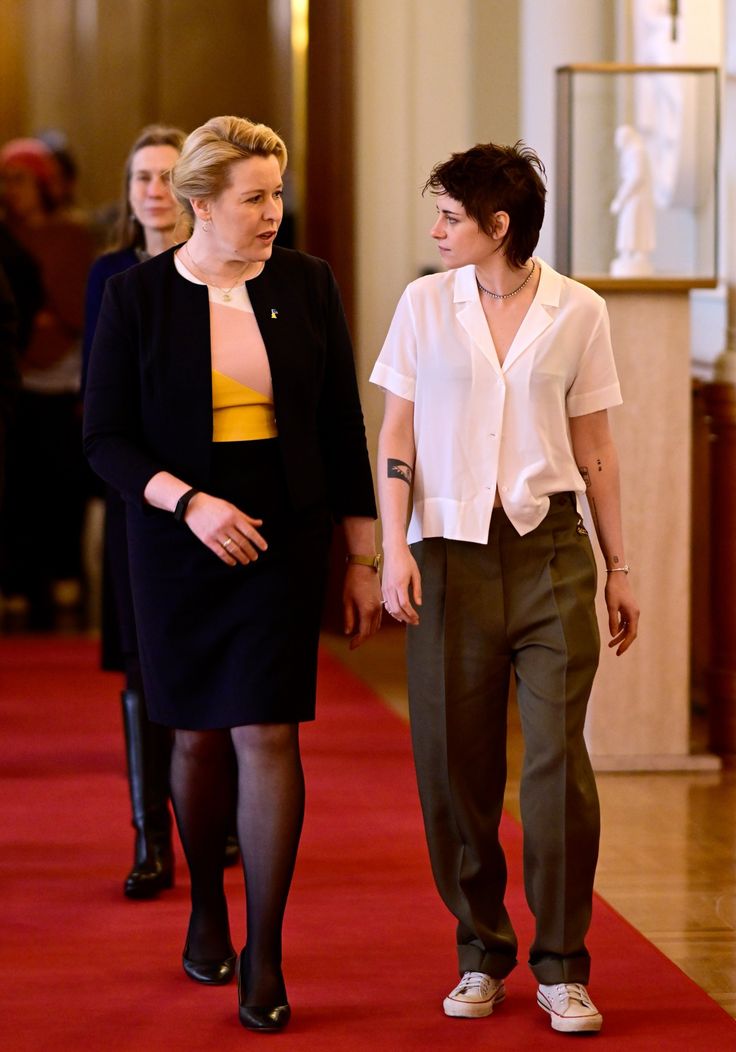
[121,689,174,899]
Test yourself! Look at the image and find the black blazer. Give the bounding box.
[83,246,376,521]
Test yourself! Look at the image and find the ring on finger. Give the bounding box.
[222,537,233,549]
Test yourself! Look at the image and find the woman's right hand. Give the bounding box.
[381,542,422,625]
[183,492,268,565]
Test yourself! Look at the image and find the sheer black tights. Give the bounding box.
[232,723,304,1005]
[170,729,237,962]
[170,724,304,1004]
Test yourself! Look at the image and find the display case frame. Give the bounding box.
[555,63,720,291]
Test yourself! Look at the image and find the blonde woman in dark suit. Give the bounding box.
[84,116,381,1033]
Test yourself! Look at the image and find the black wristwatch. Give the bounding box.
[173,488,199,523]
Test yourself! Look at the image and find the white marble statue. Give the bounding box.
[609,125,656,277]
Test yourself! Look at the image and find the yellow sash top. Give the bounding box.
[211,370,278,442]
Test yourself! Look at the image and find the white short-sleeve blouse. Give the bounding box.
[370,259,622,543]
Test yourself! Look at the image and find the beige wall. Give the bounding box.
[519,0,615,261]
[355,0,525,450]
[470,0,521,147]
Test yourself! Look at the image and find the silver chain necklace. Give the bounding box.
[476,259,535,300]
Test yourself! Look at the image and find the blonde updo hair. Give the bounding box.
[171,115,287,220]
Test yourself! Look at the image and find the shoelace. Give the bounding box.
[457,972,492,996]
[553,983,594,1009]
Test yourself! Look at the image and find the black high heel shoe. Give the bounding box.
[237,950,291,1032]
[182,939,236,985]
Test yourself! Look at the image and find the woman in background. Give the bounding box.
[83,125,236,902]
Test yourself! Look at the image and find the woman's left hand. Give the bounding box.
[342,565,383,650]
[605,573,640,656]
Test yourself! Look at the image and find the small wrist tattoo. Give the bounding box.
[387,458,413,485]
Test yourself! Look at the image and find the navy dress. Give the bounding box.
[84,246,376,730]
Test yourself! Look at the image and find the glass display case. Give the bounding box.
[555,63,719,290]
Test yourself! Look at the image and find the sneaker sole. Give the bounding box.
[443,984,506,1019]
[537,996,602,1033]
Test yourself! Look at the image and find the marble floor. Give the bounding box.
[323,625,736,1019]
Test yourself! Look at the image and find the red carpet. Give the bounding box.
[1,635,734,1050]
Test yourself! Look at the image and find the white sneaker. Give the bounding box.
[443,971,506,1018]
[537,982,602,1033]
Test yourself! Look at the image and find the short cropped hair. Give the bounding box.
[171,116,288,221]
[113,124,187,251]
[423,141,547,268]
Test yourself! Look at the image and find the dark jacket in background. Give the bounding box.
[0,222,43,353]
[81,246,140,670]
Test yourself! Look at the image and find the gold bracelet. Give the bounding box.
[346,553,382,573]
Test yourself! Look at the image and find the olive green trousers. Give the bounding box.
[407,494,601,984]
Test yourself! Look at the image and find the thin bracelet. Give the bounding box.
[606,564,630,574]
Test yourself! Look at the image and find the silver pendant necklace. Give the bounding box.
[476,259,535,300]
[184,242,251,301]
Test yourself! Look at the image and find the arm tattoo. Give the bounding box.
[387,458,413,485]
[579,464,601,537]
[582,458,621,564]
